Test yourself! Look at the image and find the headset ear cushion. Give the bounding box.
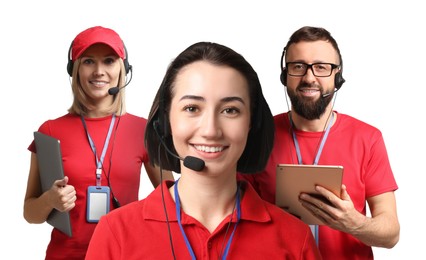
[155,113,170,137]
[280,68,287,86]
[124,59,131,74]
[122,43,132,75]
[66,41,74,77]
[123,59,132,75]
[67,61,73,77]
[334,72,345,90]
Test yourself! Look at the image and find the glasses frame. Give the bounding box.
[285,62,340,77]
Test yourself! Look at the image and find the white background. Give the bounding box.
[1,1,423,258]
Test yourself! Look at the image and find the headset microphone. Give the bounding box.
[108,66,133,95]
[321,88,339,98]
[183,156,205,172]
[153,121,205,172]
[108,87,120,95]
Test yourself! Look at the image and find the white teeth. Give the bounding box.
[302,89,317,93]
[194,145,224,153]
[91,81,107,86]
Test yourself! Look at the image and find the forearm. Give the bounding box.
[23,191,54,224]
[350,213,400,248]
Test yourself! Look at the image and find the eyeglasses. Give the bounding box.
[286,62,340,77]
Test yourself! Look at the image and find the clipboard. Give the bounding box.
[275,164,343,225]
[34,131,72,237]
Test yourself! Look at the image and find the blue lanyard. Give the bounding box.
[174,178,241,260]
[81,114,116,186]
[289,112,334,165]
[289,112,334,246]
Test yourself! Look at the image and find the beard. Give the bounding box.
[287,83,333,120]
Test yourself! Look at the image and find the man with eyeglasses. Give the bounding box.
[238,26,399,260]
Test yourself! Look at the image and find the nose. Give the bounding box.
[302,66,316,83]
[199,111,222,139]
[93,62,105,76]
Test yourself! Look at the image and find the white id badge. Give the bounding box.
[87,186,110,223]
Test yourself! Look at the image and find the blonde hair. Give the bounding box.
[68,58,127,116]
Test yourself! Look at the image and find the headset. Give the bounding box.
[66,41,132,77]
[280,47,345,90]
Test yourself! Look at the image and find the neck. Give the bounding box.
[85,111,113,118]
[290,108,335,132]
[172,176,239,232]
[84,94,117,118]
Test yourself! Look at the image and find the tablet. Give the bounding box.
[34,131,72,237]
[275,164,343,225]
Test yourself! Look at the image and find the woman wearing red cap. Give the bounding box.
[23,26,174,259]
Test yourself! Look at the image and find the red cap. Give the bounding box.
[71,26,125,61]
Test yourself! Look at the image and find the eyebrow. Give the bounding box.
[179,95,246,105]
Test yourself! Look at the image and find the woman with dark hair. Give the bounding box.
[86,42,321,259]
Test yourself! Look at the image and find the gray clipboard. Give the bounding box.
[275,164,343,225]
[33,131,72,237]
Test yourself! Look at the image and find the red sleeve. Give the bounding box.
[364,131,398,198]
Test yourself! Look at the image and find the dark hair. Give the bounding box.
[284,26,343,65]
[145,42,274,174]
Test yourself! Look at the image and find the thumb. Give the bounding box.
[340,184,351,201]
[55,176,69,187]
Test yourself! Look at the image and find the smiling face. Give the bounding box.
[285,40,340,120]
[169,61,251,174]
[78,43,121,107]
